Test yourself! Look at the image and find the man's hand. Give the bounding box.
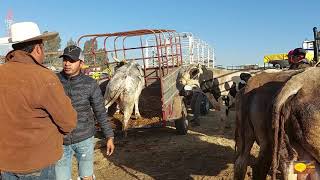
[106,137,115,156]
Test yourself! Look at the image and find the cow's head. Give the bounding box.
[113,56,128,69]
[179,64,204,87]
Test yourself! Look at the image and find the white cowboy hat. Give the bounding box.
[0,22,58,45]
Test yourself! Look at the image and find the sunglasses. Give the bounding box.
[63,58,80,63]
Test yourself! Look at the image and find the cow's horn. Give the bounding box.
[112,56,120,62]
[122,59,128,64]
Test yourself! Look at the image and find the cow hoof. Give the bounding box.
[130,115,140,119]
[131,114,141,119]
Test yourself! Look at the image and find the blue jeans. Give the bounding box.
[191,91,206,120]
[55,137,94,180]
[1,165,55,180]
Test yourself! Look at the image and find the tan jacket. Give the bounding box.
[0,50,77,173]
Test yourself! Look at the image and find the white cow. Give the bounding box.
[104,61,145,136]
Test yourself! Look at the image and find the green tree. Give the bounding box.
[83,38,98,65]
[66,38,77,46]
[43,31,61,66]
[96,48,106,65]
[83,38,97,52]
[44,32,61,52]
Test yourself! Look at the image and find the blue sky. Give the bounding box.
[0,0,319,66]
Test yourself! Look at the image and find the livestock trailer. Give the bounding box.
[77,29,189,134]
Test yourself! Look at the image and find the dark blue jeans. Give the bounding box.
[191,91,207,121]
[1,165,55,180]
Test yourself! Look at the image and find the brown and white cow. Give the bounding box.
[178,64,254,128]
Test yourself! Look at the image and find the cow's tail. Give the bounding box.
[105,89,122,109]
[104,80,126,109]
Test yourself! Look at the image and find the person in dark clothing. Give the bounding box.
[184,85,208,126]
[288,48,311,69]
[190,91,207,126]
[55,45,115,180]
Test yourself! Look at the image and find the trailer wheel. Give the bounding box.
[175,101,188,135]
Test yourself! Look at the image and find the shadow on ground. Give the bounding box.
[90,109,258,180]
[98,127,234,179]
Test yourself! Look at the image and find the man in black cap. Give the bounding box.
[55,45,115,180]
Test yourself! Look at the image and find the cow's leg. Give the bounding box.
[132,82,143,119]
[134,98,141,119]
[252,141,272,180]
[204,93,221,111]
[234,103,255,180]
[122,101,135,138]
[219,105,228,130]
[250,106,274,179]
[217,97,227,122]
[234,121,255,180]
[225,95,235,129]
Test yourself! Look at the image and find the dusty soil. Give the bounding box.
[72,110,260,180]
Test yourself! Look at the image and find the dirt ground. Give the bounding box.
[72,110,260,180]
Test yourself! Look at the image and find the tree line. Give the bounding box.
[44,34,106,67]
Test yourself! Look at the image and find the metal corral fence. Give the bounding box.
[144,32,215,69]
[215,65,225,69]
[226,64,261,70]
[0,31,216,70]
[179,32,215,68]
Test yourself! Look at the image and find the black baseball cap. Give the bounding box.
[59,45,84,61]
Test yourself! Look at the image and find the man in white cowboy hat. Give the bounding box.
[0,22,77,180]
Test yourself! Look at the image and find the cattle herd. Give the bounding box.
[102,60,320,179]
[180,64,320,179]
